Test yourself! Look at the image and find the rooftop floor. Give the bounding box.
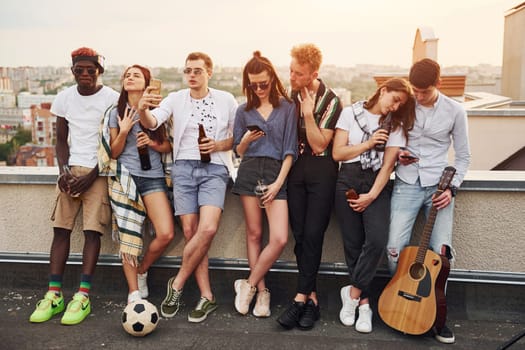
[1,262,524,350]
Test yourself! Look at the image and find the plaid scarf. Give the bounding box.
[98,105,146,266]
[352,101,382,172]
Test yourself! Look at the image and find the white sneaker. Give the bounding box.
[127,290,142,304]
[355,304,373,333]
[137,271,148,298]
[339,285,360,326]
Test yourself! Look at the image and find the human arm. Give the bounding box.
[348,146,398,212]
[137,86,163,129]
[300,87,337,154]
[55,116,72,193]
[261,154,293,206]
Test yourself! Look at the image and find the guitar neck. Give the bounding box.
[415,192,441,263]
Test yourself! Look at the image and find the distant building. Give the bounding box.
[30,103,56,145]
[501,2,525,101]
[0,93,16,108]
[17,92,56,109]
[0,108,24,128]
[15,144,55,166]
[412,26,438,63]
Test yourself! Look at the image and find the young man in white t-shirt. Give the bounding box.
[29,47,118,325]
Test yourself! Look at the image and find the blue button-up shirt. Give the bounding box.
[397,92,471,188]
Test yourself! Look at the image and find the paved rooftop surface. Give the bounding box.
[1,263,524,350]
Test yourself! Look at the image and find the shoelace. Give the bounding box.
[167,290,181,306]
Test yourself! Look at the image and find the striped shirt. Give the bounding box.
[291,79,342,157]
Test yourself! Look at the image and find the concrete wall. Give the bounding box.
[1,167,524,275]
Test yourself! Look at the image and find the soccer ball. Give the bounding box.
[122,300,159,337]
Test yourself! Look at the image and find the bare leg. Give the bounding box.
[172,206,221,301]
[246,200,288,287]
[81,230,101,276]
[240,195,266,291]
[49,227,72,276]
[138,191,175,273]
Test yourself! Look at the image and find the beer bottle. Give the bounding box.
[374,113,392,152]
[137,143,152,170]
[198,123,211,163]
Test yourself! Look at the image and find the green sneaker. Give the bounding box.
[29,291,65,323]
[188,296,218,323]
[160,277,182,318]
[60,293,91,325]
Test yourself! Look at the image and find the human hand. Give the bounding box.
[432,189,452,210]
[198,137,216,154]
[261,182,280,206]
[118,106,139,134]
[348,192,374,212]
[369,129,389,149]
[138,86,162,111]
[300,87,315,116]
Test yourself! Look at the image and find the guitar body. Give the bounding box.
[378,246,443,335]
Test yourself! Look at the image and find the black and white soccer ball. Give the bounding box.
[122,300,159,337]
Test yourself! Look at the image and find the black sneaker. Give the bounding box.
[434,324,455,344]
[297,299,320,331]
[277,301,304,329]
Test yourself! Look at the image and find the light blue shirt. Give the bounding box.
[396,92,471,188]
[233,99,297,161]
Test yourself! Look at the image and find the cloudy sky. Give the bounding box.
[0,0,520,68]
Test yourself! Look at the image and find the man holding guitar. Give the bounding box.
[385,58,471,344]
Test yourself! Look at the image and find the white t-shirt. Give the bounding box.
[51,85,119,167]
[336,107,406,163]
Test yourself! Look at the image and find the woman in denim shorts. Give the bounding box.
[108,65,174,304]
[231,51,297,318]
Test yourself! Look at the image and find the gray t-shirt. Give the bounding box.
[108,107,164,177]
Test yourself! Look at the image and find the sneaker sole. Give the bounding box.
[187,304,218,323]
[435,334,456,344]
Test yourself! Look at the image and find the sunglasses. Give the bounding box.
[248,81,271,91]
[72,66,97,75]
[183,67,206,75]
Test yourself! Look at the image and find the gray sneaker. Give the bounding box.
[160,277,182,318]
[188,296,218,323]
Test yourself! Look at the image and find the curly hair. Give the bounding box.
[290,43,322,72]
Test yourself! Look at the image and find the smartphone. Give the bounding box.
[247,125,264,133]
[345,188,359,200]
[400,154,418,160]
[149,78,162,95]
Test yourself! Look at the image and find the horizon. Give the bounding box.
[0,0,520,68]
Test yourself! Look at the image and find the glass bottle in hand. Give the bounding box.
[374,113,392,152]
[198,123,211,163]
[137,130,152,170]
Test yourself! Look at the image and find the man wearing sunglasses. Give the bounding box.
[278,43,342,331]
[138,52,237,323]
[29,47,118,325]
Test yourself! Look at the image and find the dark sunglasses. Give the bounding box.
[183,67,205,75]
[72,66,97,75]
[248,81,271,91]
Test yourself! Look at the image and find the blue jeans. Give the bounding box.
[387,176,454,274]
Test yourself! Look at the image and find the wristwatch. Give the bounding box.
[448,185,458,197]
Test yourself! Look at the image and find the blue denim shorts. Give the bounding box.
[171,160,230,216]
[232,156,287,199]
[131,175,168,197]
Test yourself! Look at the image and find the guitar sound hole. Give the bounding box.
[409,263,425,280]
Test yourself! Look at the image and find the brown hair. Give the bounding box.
[290,43,322,72]
[242,51,291,110]
[117,65,165,143]
[365,78,415,140]
[186,52,213,73]
[409,58,441,89]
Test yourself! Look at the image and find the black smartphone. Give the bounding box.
[400,154,418,160]
[247,125,264,133]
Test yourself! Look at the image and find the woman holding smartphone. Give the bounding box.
[332,78,415,333]
[107,65,174,304]
[231,51,297,317]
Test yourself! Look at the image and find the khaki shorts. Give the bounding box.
[51,166,110,234]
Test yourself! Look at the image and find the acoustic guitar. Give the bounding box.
[378,166,456,335]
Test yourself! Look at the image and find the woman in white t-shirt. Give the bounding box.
[332,78,415,334]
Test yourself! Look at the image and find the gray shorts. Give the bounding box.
[172,160,229,216]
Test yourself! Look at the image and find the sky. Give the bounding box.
[0,0,521,68]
